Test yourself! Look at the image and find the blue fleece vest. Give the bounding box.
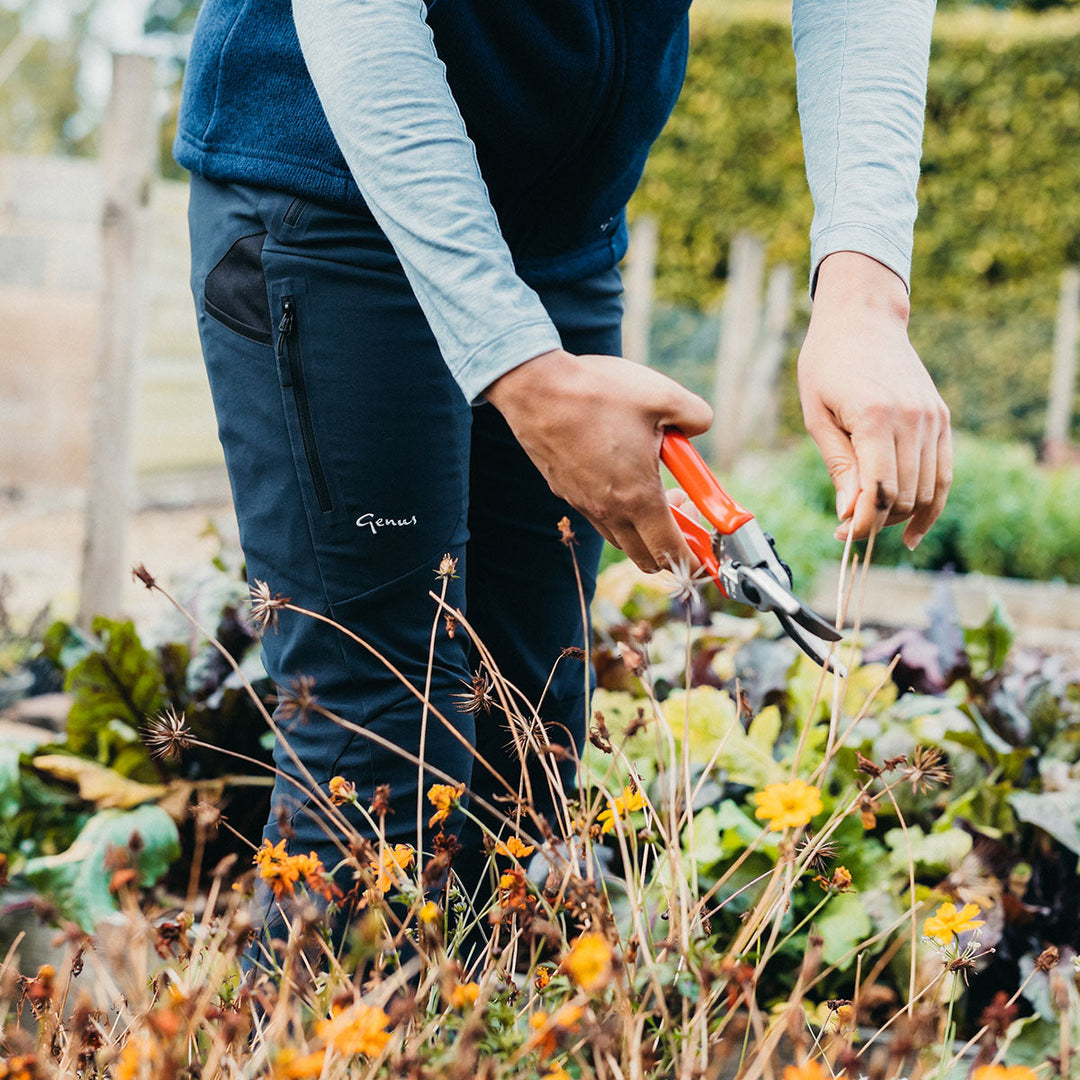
[174,0,690,284]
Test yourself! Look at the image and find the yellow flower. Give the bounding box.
[427,782,465,827]
[448,981,480,1009]
[563,931,613,994]
[273,1048,327,1079]
[925,901,985,944]
[542,1065,572,1080]
[419,900,440,924]
[534,965,553,991]
[316,1002,392,1057]
[597,784,646,834]
[368,843,415,894]
[114,1035,158,1080]
[494,835,536,859]
[972,1067,1039,1080]
[783,1063,828,1080]
[752,779,823,831]
[328,775,356,806]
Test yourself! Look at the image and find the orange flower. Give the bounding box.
[254,838,301,899]
[293,851,338,901]
[427,782,465,827]
[528,1003,583,1058]
[328,775,356,806]
[494,835,535,859]
[563,931,613,994]
[498,867,532,913]
[972,1067,1038,1080]
[534,965,553,991]
[367,843,416,894]
[597,784,646,834]
[542,1065,572,1080]
[419,900,440,924]
[783,1063,828,1080]
[114,1035,160,1080]
[447,981,480,1009]
[316,1002,392,1058]
[273,1048,327,1079]
[925,901,984,944]
[752,779,823,831]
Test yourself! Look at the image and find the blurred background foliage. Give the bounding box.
[634,3,1080,446]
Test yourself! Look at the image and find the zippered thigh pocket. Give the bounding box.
[275,292,334,513]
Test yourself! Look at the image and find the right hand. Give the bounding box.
[484,349,713,573]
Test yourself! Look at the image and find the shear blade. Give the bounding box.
[776,611,847,677]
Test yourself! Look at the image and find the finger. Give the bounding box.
[625,490,698,574]
[665,488,691,509]
[841,425,898,542]
[903,420,953,549]
[886,423,923,527]
[804,406,860,524]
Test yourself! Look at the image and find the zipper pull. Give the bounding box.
[278,296,295,337]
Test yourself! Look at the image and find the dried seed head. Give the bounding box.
[906,745,951,795]
[142,707,195,762]
[557,516,577,546]
[665,556,705,612]
[453,670,495,715]
[436,553,459,580]
[132,563,157,590]
[249,579,291,633]
[277,674,318,724]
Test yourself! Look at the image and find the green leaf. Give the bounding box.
[884,825,972,877]
[0,746,21,820]
[63,617,164,773]
[963,599,1014,677]
[1009,785,1080,855]
[661,688,784,787]
[815,892,872,968]
[22,805,180,932]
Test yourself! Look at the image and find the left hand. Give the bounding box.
[797,251,952,551]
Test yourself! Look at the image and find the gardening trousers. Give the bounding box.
[187,175,619,948]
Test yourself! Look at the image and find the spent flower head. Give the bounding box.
[328,775,356,806]
[249,579,291,633]
[142,708,195,762]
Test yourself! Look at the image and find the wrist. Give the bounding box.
[483,348,575,411]
[812,251,911,325]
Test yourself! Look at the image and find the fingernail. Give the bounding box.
[836,486,856,521]
[834,526,848,542]
[904,532,924,552]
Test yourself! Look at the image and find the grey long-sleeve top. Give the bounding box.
[292,0,936,404]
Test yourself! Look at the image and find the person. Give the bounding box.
[174,0,951,950]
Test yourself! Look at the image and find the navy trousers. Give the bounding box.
[187,176,620,941]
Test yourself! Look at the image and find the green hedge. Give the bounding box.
[633,7,1080,443]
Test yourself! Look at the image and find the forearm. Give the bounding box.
[292,0,561,402]
[793,0,936,294]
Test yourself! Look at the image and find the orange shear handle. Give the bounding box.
[660,430,753,536]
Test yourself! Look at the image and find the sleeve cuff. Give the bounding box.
[451,320,564,405]
[809,224,912,298]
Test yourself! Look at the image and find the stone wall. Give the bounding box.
[0,153,224,494]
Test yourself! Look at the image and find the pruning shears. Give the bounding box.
[661,429,845,675]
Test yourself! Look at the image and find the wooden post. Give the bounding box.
[1044,266,1080,466]
[711,232,765,470]
[742,262,793,452]
[78,54,156,627]
[623,215,658,365]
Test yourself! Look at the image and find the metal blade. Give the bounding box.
[776,610,847,677]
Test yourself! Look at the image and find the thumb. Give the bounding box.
[809,418,860,523]
[664,385,713,438]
